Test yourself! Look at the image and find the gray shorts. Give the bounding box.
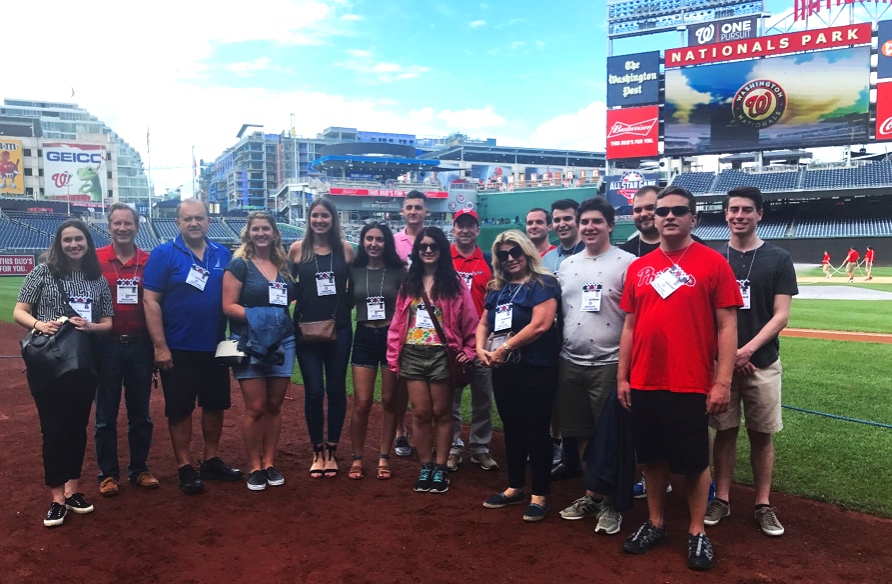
[557,358,617,438]
[400,344,450,382]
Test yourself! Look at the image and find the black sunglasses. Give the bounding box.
[496,247,524,262]
[419,243,440,252]
[654,205,693,217]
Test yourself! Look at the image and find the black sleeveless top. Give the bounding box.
[292,251,351,329]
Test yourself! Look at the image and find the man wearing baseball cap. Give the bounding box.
[448,208,498,472]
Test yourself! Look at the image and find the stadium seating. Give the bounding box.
[670,171,715,194]
[0,216,48,250]
[714,169,799,193]
[803,161,892,190]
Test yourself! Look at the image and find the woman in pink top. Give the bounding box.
[387,227,478,495]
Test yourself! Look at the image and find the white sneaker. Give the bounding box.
[560,495,603,520]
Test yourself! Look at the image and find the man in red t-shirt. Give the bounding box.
[617,187,741,571]
[844,247,859,283]
[447,208,497,471]
[864,246,876,281]
[94,203,159,496]
[822,251,831,279]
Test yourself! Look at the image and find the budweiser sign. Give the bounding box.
[608,117,658,138]
[606,106,660,160]
[666,23,870,68]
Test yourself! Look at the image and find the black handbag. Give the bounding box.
[20,278,95,390]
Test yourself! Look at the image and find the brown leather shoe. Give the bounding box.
[99,477,119,497]
[131,471,160,489]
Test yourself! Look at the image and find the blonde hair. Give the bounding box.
[233,212,293,281]
[488,229,552,291]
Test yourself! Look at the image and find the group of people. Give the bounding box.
[823,246,876,281]
[16,185,798,572]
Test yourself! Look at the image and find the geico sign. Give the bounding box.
[46,151,103,164]
[880,117,892,137]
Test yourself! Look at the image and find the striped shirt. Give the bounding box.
[18,263,114,323]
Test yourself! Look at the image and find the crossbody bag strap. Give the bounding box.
[421,290,449,349]
[53,276,79,319]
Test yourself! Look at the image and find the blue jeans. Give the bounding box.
[295,325,352,445]
[94,336,155,481]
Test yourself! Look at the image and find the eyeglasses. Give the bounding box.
[654,205,693,217]
[419,243,440,253]
[496,247,524,262]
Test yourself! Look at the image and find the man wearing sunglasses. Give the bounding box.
[555,196,635,534]
[447,208,497,472]
[707,187,797,538]
[617,186,741,571]
[621,185,704,258]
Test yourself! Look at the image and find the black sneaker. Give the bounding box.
[200,457,243,481]
[429,465,450,494]
[64,493,94,514]
[246,470,267,491]
[687,532,715,571]
[623,521,667,554]
[178,464,205,494]
[413,463,434,492]
[43,502,67,527]
[263,466,285,487]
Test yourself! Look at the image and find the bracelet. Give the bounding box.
[502,342,512,352]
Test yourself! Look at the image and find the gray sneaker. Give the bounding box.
[559,494,603,520]
[755,506,785,536]
[704,499,731,526]
[471,452,499,470]
[595,504,622,535]
[447,452,463,472]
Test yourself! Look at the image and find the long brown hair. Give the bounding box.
[299,197,346,264]
[43,219,102,280]
[233,211,293,281]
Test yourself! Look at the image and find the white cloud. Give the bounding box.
[226,58,272,75]
[470,19,487,28]
[336,49,432,83]
[530,101,607,151]
[495,18,526,29]
[340,13,364,21]
[510,41,525,50]
[436,106,506,130]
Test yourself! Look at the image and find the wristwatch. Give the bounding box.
[502,341,513,352]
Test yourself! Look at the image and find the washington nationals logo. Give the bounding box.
[52,171,73,189]
[732,79,786,129]
[694,24,715,45]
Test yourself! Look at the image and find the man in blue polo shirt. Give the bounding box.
[143,199,242,494]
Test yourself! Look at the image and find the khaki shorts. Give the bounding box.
[710,359,783,434]
[399,344,450,382]
[556,359,616,438]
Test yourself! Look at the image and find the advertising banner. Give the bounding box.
[688,16,758,47]
[607,51,661,107]
[42,142,108,202]
[0,255,35,276]
[0,138,24,196]
[876,83,892,142]
[605,171,660,207]
[328,187,448,199]
[666,23,870,68]
[879,20,892,80]
[664,46,870,155]
[606,106,660,160]
[470,164,509,189]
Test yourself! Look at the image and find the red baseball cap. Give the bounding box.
[453,208,479,224]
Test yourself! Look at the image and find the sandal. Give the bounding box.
[377,454,392,480]
[323,443,339,478]
[309,443,325,478]
[349,455,364,480]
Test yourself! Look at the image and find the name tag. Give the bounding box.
[269,281,288,306]
[69,296,93,322]
[367,296,386,320]
[651,266,689,299]
[117,278,139,305]
[415,303,434,329]
[186,264,209,291]
[316,271,336,296]
[581,283,602,312]
[459,272,474,290]
[739,281,751,310]
[494,303,513,331]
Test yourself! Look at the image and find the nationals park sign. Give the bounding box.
[666,23,871,67]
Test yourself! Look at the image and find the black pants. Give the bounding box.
[493,364,557,496]
[31,372,96,487]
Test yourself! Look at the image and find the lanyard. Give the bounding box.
[314,252,334,276]
[252,258,280,283]
[111,249,140,281]
[366,266,386,298]
[183,240,209,271]
[497,280,526,306]
[660,243,692,272]
[726,245,758,282]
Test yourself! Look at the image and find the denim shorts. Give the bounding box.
[399,344,450,382]
[351,324,390,369]
[231,335,296,380]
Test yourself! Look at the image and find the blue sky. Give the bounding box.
[7,0,886,194]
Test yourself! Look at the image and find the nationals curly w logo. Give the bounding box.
[52,171,72,189]
[732,79,787,129]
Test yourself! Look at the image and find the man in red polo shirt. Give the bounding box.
[448,208,498,471]
[865,246,875,281]
[94,203,159,496]
[844,246,859,283]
